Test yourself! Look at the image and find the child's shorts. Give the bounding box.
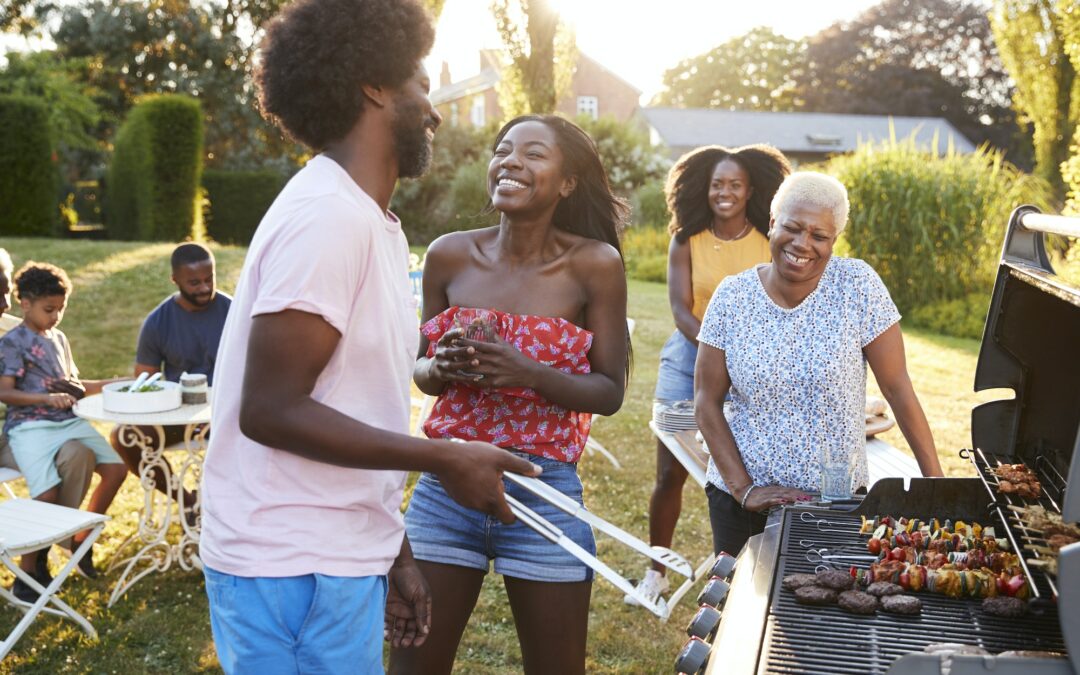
[8,417,123,498]
[405,452,595,583]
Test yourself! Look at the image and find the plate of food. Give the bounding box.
[102,373,182,413]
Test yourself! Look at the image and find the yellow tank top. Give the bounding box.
[688,228,771,321]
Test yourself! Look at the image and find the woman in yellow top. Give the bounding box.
[627,144,790,606]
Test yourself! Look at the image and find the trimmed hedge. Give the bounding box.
[0,95,57,236]
[827,138,1051,315]
[106,95,203,240]
[202,170,285,244]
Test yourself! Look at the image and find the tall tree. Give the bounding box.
[652,27,805,111]
[991,0,1078,198]
[52,0,296,169]
[793,0,1021,158]
[491,0,575,116]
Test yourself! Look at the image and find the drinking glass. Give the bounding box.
[819,438,853,502]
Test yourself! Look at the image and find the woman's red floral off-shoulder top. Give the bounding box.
[421,306,594,463]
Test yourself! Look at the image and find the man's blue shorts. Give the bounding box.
[204,566,387,674]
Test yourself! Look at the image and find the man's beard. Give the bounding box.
[392,97,435,179]
[180,287,213,308]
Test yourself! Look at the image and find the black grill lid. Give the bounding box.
[971,207,1080,523]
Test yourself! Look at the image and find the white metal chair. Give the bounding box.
[0,469,109,661]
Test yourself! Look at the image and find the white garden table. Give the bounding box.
[73,391,211,607]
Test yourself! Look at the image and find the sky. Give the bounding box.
[426,0,883,102]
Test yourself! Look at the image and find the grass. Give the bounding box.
[1,237,990,673]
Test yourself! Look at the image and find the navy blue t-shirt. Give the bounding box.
[135,293,232,384]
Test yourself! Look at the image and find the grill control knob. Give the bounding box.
[686,604,722,640]
[674,636,712,674]
[697,576,731,608]
[710,553,737,579]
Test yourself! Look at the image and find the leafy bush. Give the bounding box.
[631,178,669,228]
[394,123,495,244]
[444,159,498,231]
[106,94,203,241]
[0,94,57,236]
[827,137,1051,315]
[575,114,669,195]
[1062,125,1080,216]
[623,225,670,283]
[202,169,285,244]
[910,293,989,340]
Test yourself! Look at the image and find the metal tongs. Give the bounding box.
[504,473,694,579]
[503,493,669,618]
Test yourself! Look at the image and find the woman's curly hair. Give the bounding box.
[666,144,791,243]
[14,262,71,302]
[255,0,435,151]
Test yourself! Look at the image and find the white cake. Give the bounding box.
[102,380,182,414]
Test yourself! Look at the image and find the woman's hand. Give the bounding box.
[458,334,541,390]
[429,328,484,385]
[741,485,813,513]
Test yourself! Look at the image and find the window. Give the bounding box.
[470,97,485,127]
[449,102,459,127]
[577,96,599,120]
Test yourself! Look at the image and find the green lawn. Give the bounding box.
[1,237,989,673]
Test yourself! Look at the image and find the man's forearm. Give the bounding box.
[240,394,450,473]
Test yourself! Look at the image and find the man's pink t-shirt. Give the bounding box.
[199,155,420,578]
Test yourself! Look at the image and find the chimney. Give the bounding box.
[440,61,452,88]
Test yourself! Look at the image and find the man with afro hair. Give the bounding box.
[198,1,540,672]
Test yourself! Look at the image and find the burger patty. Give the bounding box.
[815,569,855,591]
[881,594,922,615]
[838,590,878,615]
[866,581,904,597]
[782,573,819,591]
[982,596,1028,618]
[794,585,838,606]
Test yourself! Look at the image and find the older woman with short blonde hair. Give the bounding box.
[694,172,944,556]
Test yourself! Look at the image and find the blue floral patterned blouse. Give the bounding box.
[698,256,901,495]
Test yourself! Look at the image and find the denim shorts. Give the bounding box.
[204,566,387,674]
[405,453,595,583]
[654,329,698,402]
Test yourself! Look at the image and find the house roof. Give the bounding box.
[431,68,500,106]
[639,107,976,155]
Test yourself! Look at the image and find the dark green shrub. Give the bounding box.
[827,137,1051,315]
[0,95,57,236]
[202,169,285,244]
[910,293,989,340]
[106,95,203,241]
[631,178,668,228]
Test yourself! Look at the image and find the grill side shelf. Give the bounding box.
[961,447,1062,599]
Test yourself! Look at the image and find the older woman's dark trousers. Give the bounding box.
[705,483,767,557]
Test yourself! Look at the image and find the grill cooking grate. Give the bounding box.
[759,508,1066,675]
[965,447,1069,599]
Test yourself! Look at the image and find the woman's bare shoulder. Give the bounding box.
[567,236,625,278]
[426,227,497,265]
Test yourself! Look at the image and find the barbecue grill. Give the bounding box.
[675,207,1080,675]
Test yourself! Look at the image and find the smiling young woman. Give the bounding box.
[390,114,630,675]
[629,144,790,607]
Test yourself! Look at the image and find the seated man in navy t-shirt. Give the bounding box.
[109,243,231,521]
